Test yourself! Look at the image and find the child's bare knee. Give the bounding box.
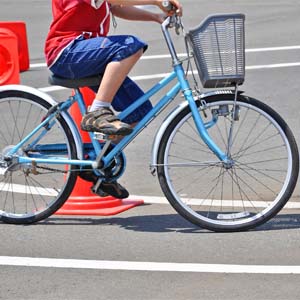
[133,49,144,59]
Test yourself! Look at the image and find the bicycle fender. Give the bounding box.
[0,84,84,159]
[150,89,244,171]
[0,84,58,105]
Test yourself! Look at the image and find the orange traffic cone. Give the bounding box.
[0,28,20,85]
[55,87,144,216]
[56,176,144,216]
[0,22,29,72]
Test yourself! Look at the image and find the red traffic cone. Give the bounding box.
[0,28,20,85]
[0,22,29,72]
[55,87,144,216]
[56,176,144,216]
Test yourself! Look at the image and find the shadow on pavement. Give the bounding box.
[256,213,300,231]
[40,213,206,234]
[33,212,300,233]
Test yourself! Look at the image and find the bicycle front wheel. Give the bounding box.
[157,93,299,232]
[0,90,78,224]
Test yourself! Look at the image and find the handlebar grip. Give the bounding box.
[162,1,175,12]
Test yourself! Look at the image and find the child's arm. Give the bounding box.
[111,5,166,24]
[108,0,182,16]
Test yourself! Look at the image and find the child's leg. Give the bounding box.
[49,35,147,135]
[83,49,144,135]
[49,35,148,197]
[95,49,143,103]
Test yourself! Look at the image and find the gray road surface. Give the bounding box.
[0,1,300,299]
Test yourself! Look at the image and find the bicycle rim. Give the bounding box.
[158,94,299,231]
[0,91,77,224]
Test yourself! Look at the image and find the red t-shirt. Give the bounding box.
[45,0,110,67]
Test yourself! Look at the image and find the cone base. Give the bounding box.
[55,195,144,216]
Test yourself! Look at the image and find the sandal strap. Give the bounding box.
[89,107,119,122]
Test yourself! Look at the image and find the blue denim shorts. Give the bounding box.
[50,35,152,124]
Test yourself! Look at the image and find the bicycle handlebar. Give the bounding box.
[162,1,175,12]
[162,14,182,34]
[161,16,182,64]
[161,2,184,63]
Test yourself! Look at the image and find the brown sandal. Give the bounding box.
[81,107,132,135]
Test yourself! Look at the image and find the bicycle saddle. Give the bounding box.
[48,73,102,88]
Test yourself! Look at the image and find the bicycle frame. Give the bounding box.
[7,17,229,170]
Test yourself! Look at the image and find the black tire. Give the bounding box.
[157,93,299,232]
[0,90,78,224]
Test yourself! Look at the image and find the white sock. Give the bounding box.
[89,100,111,112]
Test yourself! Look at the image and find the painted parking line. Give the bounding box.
[30,44,300,68]
[34,44,300,92]
[1,256,300,274]
[130,62,300,80]
[130,195,300,209]
[38,61,300,93]
[0,182,299,208]
[245,45,300,53]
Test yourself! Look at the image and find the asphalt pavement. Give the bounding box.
[1,1,300,299]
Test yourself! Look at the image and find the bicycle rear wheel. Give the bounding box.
[0,90,77,224]
[157,93,299,232]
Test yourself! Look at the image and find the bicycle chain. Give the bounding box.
[36,165,69,174]
[35,166,97,174]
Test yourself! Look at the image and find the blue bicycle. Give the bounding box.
[0,13,298,232]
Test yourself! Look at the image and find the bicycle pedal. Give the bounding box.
[93,132,105,140]
[91,178,102,194]
[91,185,108,197]
[93,132,117,141]
[91,178,109,197]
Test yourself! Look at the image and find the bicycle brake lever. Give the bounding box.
[166,15,181,34]
[175,16,182,35]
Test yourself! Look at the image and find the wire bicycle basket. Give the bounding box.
[186,13,245,88]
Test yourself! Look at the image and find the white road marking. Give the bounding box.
[29,62,47,68]
[247,62,300,70]
[39,85,67,92]
[34,44,300,92]
[1,256,300,274]
[0,183,57,196]
[38,61,300,93]
[30,44,300,68]
[0,183,299,209]
[129,195,300,209]
[245,45,300,52]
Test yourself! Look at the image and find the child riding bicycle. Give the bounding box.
[45,0,182,199]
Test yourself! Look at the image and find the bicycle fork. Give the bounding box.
[175,64,233,164]
[162,16,233,166]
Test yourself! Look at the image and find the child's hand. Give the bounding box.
[157,0,182,17]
